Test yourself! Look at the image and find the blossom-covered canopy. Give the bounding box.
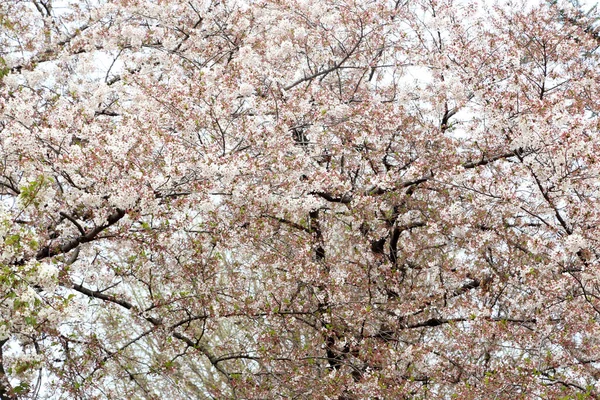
[1,0,600,398]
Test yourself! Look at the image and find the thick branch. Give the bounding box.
[463,151,519,169]
[59,211,85,235]
[310,191,352,204]
[262,214,310,233]
[71,283,135,310]
[36,208,125,260]
[389,221,426,265]
[405,317,468,329]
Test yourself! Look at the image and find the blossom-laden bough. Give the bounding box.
[1,0,600,398]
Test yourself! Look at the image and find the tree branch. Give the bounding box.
[36,208,125,261]
[68,281,231,380]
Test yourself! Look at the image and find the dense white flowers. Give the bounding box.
[564,233,588,254]
[238,82,254,97]
[1,0,600,398]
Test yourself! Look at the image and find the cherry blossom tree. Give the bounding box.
[1,0,600,398]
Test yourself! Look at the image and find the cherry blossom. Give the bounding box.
[1,0,600,398]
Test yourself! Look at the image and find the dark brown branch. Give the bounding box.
[71,283,135,310]
[169,315,207,330]
[310,191,352,204]
[452,279,480,297]
[401,315,536,331]
[36,208,125,261]
[489,317,537,324]
[214,353,260,363]
[389,221,426,265]
[529,166,572,235]
[171,332,230,377]
[59,211,85,235]
[262,214,310,233]
[405,317,468,329]
[463,151,519,169]
[0,180,20,195]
